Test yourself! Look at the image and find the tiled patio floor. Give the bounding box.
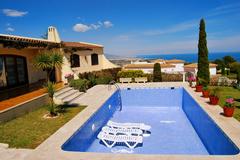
[0,82,64,111]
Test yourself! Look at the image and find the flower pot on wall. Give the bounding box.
[209,96,219,105]
[202,90,209,98]
[223,107,234,117]
[196,85,203,92]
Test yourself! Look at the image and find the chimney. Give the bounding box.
[47,26,61,42]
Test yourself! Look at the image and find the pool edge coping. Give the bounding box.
[25,83,240,160]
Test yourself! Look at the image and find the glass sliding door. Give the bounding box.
[0,56,7,88]
[16,57,27,84]
[5,56,18,86]
[0,55,28,88]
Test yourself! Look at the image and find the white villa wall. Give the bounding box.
[184,67,217,76]
[210,68,217,75]
[172,63,184,72]
[61,47,117,83]
[162,67,176,73]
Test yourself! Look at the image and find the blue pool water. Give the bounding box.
[62,88,239,155]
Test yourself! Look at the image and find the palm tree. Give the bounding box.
[45,81,56,116]
[34,50,63,81]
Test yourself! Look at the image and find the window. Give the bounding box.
[70,54,80,67]
[91,53,99,65]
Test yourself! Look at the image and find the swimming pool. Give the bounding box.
[62,87,239,155]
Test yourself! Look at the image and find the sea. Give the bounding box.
[136,52,240,63]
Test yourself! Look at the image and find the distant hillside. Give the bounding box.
[105,54,137,60]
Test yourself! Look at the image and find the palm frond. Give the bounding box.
[50,52,63,68]
[34,52,52,69]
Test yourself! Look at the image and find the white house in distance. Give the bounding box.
[124,59,185,74]
[184,63,217,76]
[124,59,217,76]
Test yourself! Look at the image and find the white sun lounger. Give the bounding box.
[107,121,151,131]
[101,126,143,136]
[97,131,143,149]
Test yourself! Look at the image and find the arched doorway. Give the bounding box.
[0,55,28,88]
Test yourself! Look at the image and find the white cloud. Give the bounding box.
[144,21,198,36]
[208,2,240,17]
[90,24,101,30]
[103,21,113,28]
[73,21,113,32]
[2,9,28,17]
[6,27,15,32]
[73,23,91,32]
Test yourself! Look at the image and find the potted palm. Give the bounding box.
[223,97,235,117]
[202,86,209,98]
[209,88,220,105]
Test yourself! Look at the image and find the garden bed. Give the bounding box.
[209,86,240,121]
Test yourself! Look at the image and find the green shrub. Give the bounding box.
[143,73,153,82]
[69,79,89,92]
[78,68,121,84]
[162,73,182,82]
[221,66,226,75]
[96,76,113,84]
[99,68,121,80]
[117,70,144,78]
[153,63,162,82]
[230,62,240,73]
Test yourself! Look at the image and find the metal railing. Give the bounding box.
[108,80,122,111]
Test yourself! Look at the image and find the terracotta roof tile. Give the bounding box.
[166,59,185,63]
[0,34,58,44]
[63,41,103,48]
[184,63,217,68]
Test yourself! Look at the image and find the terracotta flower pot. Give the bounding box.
[202,90,209,98]
[223,107,235,117]
[196,85,203,92]
[209,96,219,105]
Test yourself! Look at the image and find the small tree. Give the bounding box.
[45,81,57,116]
[153,63,162,82]
[197,19,210,85]
[221,66,226,75]
[34,51,63,81]
[223,56,236,68]
[237,69,240,84]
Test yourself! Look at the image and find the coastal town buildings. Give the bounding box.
[123,59,217,76]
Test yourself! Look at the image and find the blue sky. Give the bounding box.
[1,0,240,56]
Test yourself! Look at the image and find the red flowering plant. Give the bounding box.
[224,96,235,108]
[187,73,196,87]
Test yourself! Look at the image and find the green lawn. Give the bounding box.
[210,86,240,121]
[0,105,86,149]
[226,73,237,79]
